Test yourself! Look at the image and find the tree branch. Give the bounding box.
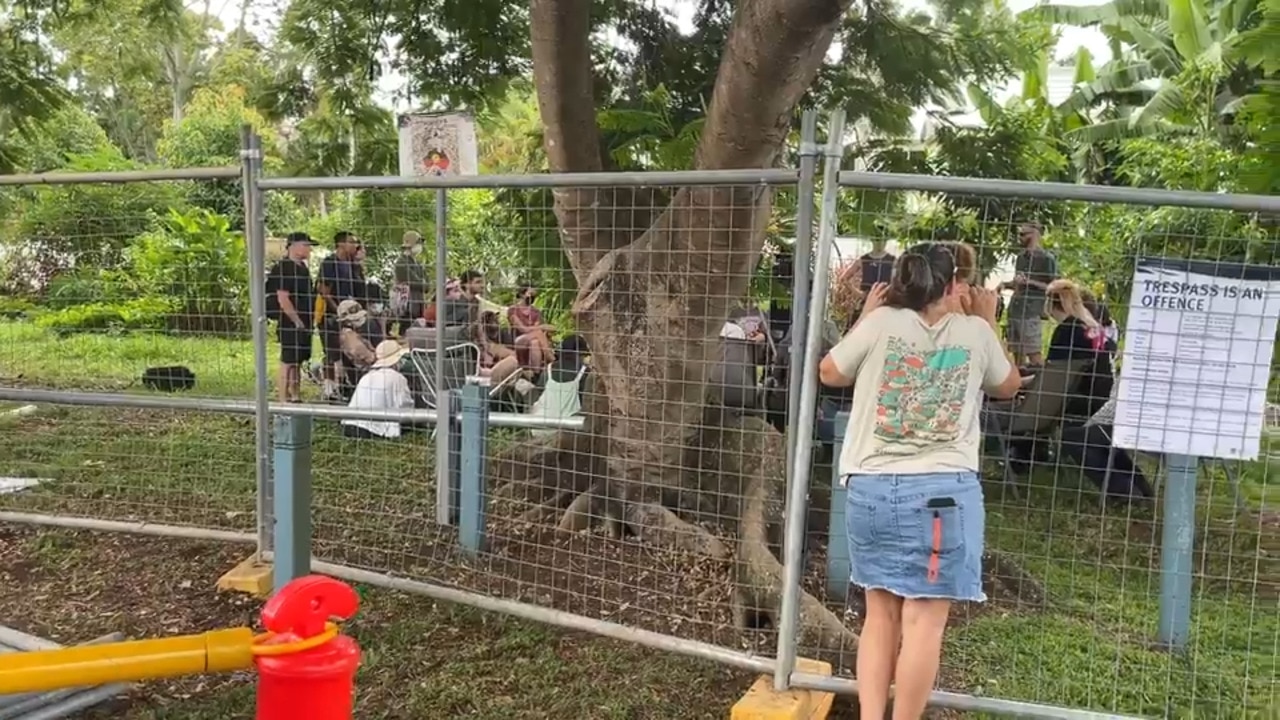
[529,0,602,174]
[696,0,853,170]
[529,0,664,274]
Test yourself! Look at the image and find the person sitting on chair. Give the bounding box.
[341,340,413,440]
[1045,279,1114,419]
[336,299,377,373]
[527,334,590,435]
[508,282,557,370]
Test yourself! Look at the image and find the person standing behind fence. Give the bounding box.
[315,231,365,401]
[391,231,430,336]
[266,232,316,403]
[1001,221,1058,367]
[857,239,897,294]
[818,243,1022,720]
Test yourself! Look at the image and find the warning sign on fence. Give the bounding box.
[1113,257,1280,460]
[397,112,479,177]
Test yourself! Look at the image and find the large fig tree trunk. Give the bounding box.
[492,0,859,656]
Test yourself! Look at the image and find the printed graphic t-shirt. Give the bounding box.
[828,307,1012,476]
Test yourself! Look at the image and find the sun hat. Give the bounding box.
[336,299,367,326]
[402,231,424,248]
[371,340,407,369]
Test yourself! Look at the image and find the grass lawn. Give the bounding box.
[1,321,1277,718]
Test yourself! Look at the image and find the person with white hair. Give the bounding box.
[341,340,414,440]
[336,299,377,371]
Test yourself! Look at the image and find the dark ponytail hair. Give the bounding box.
[884,242,957,312]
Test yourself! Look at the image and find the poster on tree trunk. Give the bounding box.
[397,112,479,177]
[1112,257,1280,460]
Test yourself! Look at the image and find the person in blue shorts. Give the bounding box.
[818,242,1022,720]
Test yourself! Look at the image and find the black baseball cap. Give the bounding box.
[285,232,314,246]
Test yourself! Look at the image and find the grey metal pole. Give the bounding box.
[433,187,451,525]
[242,127,271,558]
[434,188,448,417]
[773,109,846,691]
[8,684,129,720]
[1156,453,1198,649]
[784,111,820,509]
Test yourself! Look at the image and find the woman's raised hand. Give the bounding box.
[862,282,890,316]
[969,286,1000,324]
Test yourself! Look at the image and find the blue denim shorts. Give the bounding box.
[845,471,986,602]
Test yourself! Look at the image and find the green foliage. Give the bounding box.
[0,296,37,319]
[25,207,249,336]
[5,147,185,272]
[1230,0,1280,194]
[44,0,202,161]
[1055,132,1275,314]
[1024,0,1268,146]
[0,3,71,172]
[867,103,1074,275]
[156,86,279,228]
[44,269,141,310]
[35,297,175,335]
[2,105,111,173]
[128,208,249,334]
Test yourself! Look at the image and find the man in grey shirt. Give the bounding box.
[1001,222,1058,367]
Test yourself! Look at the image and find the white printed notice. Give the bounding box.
[1113,257,1280,460]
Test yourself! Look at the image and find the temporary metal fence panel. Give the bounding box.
[782,159,1278,719]
[255,151,812,674]
[2,116,1275,720]
[0,164,260,539]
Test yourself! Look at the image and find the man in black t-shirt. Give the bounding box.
[266,232,317,402]
[316,230,364,401]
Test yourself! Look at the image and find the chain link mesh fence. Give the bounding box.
[1,154,1276,718]
[787,178,1278,717]
[0,170,258,534]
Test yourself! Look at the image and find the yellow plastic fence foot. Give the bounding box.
[731,659,834,720]
[216,555,273,598]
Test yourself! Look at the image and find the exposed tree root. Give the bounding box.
[487,403,860,666]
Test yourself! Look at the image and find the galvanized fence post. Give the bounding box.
[433,188,448,420]
[241,126,272,558]
[785,110,820,497]
[774,109,846,691]
[1157,453,1198,649]
[436,389,461,526]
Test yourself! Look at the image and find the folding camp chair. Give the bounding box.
[407,343,482,410]
[984,360,1092,495]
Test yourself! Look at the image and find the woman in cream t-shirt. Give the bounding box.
[818,242,1022,720]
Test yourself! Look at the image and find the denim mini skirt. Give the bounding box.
[844,471,986,602]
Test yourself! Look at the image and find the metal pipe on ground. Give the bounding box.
[7,683,130,720]
[0,631,127,719]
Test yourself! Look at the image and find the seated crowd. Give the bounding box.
[265,230,587,441]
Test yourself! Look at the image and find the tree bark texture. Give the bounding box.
[506,0,859,657]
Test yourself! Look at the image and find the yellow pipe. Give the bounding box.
[0,628,255,695]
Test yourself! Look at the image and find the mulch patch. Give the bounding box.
[0,526,259,715]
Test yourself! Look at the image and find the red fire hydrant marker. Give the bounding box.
[254,575,362,720]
